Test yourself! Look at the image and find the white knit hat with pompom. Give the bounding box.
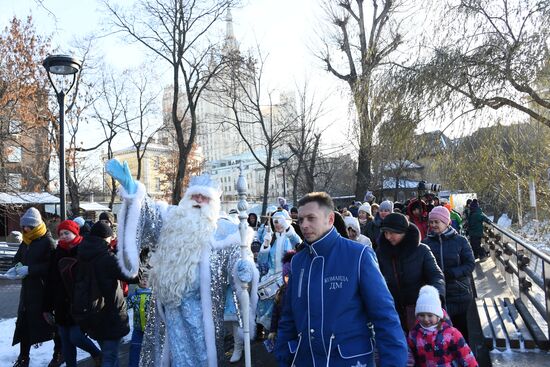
[415,285,443,318]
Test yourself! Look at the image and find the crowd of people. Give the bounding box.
[5,160,492,367]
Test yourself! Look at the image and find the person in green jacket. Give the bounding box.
[467,199,491,260]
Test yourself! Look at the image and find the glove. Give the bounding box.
[263,230,272,245]
[15,265,28,278]
[236,259,254,283]
[5,267,18,280]
[43,312,55,326]
[105,159,137,195]
[279,218,290,231]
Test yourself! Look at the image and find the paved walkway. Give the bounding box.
[0,279,21,320]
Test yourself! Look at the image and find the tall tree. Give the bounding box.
[104,0,237,204]
[119,68,164,181]
[404,0,550,128]
[320,0,403,199]
[0,16,52,194]
[216,52,297,215]
[286,81,326,204]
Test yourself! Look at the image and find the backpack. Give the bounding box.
[60,256,105,330]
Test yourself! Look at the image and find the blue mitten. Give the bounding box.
[16,265,28,278]
[105,159,137,195]
[5,267,18,280]
[236,259,254,283]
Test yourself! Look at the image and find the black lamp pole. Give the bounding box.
[42,55,81,220]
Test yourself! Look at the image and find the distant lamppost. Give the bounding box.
[278,156,289,198]
[43,55,81,220]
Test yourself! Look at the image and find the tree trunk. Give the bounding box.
[66,166,79,218]
[109,176,117,209]
[261,166,272,216]
[135,149,142,181]
[354,100,373,199]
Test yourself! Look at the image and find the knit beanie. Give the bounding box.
[20,207,43,228]
[73,216,86,227]
[57,220,80,236]
[415,285,443,318]
[90,221,113,239]
[429,206,451,225]
[358,203,372,216]
[470,199,479,209]
[99,211,115,224]
[379,200,394,213]
[380,213,409,234]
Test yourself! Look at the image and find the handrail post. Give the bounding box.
[544,260,550,340]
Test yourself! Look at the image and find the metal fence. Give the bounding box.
[484,222,550,343]
[0,243,18,272]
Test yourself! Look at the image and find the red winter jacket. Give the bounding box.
[407,314,478,367]
[406,199,429,240]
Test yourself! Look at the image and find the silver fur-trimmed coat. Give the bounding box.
[114,183,259,367]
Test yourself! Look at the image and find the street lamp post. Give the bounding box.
[278,157,288,199]
[42,55,81,220]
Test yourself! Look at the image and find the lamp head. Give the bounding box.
[42,55,81,75]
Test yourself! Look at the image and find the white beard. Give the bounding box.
[149,197,219,307]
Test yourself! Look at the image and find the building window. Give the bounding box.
[6,146,22,162]
[9,120,22,134]
[156,177,161,191]
[154,156,160,169]
[8,173,22,190]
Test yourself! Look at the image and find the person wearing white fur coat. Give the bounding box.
[256,210,301,331]
[105,159,259,367]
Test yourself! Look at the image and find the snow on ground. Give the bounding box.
[0,310,133,366]
[514,219,550,255]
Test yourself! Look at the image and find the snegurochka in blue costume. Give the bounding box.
[106,159,258,367]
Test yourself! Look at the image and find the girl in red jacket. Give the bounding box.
[408,285,478,367]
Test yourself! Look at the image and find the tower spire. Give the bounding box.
[224,8,238,53]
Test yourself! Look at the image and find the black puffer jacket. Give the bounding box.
[376,223,445,325]
[12,233,56,346]
[77,235,135,341]
[43,245,79,326]
[422,227,475,310]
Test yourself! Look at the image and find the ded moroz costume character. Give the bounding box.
[105,160,258,367]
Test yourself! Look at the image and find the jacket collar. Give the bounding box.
[427,226,456,240]
[304,227,338,257]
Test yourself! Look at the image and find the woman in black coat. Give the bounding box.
[77,222,137,366]
[422,206,475,340]
[375,213,445,332]
[10,208,56,367]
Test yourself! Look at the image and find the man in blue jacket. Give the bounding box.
[274,192,408,366]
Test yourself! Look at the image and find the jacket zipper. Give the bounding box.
[439,235,445,272]
[325,333,335,367]
[297,268,305,298]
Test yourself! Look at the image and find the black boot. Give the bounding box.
[47,351,65,367]
[12,356,29,367]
